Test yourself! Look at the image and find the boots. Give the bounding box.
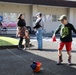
[68,56,71,65]
[57,55,63,65]
[57,55,71,65]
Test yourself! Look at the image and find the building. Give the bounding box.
[0,0,76,34]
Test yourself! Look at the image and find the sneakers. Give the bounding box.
[57,55,63,65]
[57,60,63,65]
[68,56,71,65]
[23,48,26,50]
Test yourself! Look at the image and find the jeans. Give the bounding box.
[36,28,43,49]
[18,37,23,48]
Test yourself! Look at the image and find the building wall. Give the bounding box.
[0,3,31,26]
[0,3,31,34]
[0,3,76,34]
[38,6,67,33]
[0,0,76,8]
[68,8,76,27]
[73,8,76,26]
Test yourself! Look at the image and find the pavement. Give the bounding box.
[0,38,76,75]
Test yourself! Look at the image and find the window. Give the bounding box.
[3,13,18,22]
[3,13,10,22]
[1,12,21,27]
[46,15,52,22]
[42,14,60,22]
[10,13,17,22]
[52,15,60,22]
[42,14,46,22]
[52,15,57,22]
[33,16,37,22]
[42,14,52,22]
[57,15,60,20]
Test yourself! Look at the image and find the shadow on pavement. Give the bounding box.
[31,48,76,53]
[0,49,76,75]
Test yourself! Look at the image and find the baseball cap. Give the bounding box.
[36,12,42,16]
[58,15,67,21]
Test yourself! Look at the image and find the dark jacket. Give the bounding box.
[17,19,26,27]
[54,23,76,42]
[33,18,42,29]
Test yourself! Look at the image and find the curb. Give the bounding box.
[0,44,34,50]
[0,45,18,50]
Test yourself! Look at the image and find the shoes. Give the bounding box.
[18,47,22,50]
[68,56,71,65]
[57,55,72,65]
[23,48,26,50]
[38,48,43,50]
[38,49,42,50]
[57,55,63,65]
[57,60,63,65]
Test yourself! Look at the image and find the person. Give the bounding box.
[52,15,76,65]
[23,29,30,50]
[17,14,26,50]
[33,12,44,50]
[0,21,2,34]
[0,21,2,27]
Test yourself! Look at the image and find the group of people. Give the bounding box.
[17,13,43,50]
[17,13,76,65]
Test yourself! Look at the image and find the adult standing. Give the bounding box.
[17,14,26,50]
[33,12,44,50]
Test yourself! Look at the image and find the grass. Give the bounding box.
[0,36,19,46]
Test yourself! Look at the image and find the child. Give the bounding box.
[16,27,25,37]
[52,15,76,65]
[23,30,30,50]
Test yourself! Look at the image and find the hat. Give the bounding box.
[58,15,67,21]
[36,12,42,16]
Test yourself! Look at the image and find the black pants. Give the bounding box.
[18,37,23,48]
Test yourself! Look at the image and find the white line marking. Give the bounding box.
[7,49,29,63]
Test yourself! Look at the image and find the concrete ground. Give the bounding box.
[0,38,76,75]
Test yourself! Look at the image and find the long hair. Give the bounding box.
[18,14,23,20]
